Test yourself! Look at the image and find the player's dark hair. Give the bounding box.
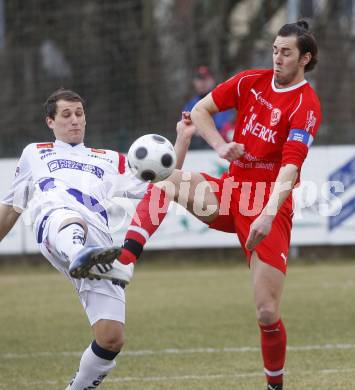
[277,20,318,72]
[44,88,85,119]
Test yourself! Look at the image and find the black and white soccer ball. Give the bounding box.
[127,134,177,183]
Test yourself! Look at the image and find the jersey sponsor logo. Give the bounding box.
[287,128,314,147]
[36,142,54,149]
[270,108,281,127]
[250,88,273,110]
[39,148,53,154]
[91,148,106,154]
[234,159,275,171]
[243,152,258,162]
[88,154,113,164]
[281,252,287,264]
[40,153,56,159]
[305,110,317,132]
[242,113,278,144]
[251,88,262,100]
[47,159,104,179]
[38,148,57,159]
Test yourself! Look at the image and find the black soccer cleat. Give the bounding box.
[69,246,121,279]
[267,383,283,390]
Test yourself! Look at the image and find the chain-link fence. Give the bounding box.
[0,0,354,157]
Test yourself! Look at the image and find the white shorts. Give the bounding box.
[37,208,125,326]
[80,291,125,326]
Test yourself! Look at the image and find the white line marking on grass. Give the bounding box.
[20,367,355,387]
[288,343,355,351]
[107,368,355,382]
[2,343,355,360]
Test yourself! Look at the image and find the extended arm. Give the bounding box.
[0,203,21,242]
[245,164,298,251]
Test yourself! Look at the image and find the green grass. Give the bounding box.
[1,258,355,389]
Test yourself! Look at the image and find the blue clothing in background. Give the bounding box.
[183,95,235,131]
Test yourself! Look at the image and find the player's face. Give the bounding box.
[46,100,86,144]
[193,77,215,96]
[272,35,309,88]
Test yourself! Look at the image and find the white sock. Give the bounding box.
[54,223,86,263]
[66,342,117,390]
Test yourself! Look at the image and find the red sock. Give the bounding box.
[259,318,286,384]
[118,184,170,264]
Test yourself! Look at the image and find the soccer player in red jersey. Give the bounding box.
[118,20,321,389]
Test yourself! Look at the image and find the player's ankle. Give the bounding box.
[267,381,283,390]
[118,247,138,264]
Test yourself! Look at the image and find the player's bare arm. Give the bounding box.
[246,164,298,251]
[0,203,20,241]
[174,112,196,170]
[191,93,244,161]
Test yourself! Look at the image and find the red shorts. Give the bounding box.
[201,172,293,274]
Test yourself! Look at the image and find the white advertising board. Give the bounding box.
[0,145,354,254]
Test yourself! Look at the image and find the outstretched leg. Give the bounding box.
[119,169,220,264]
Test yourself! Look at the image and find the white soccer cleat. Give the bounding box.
[88,261,134,286]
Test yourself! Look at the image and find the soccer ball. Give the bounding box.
[127,134,177,183]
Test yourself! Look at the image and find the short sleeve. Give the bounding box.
[281,92,322,169]
[2,145,33,212]
[211,72,247,111]
[289,93,321,142]
[112,154,149,199]
[211,70,261,112]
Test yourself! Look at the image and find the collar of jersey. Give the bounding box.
[54,139,85,149]
[271,76,308,93]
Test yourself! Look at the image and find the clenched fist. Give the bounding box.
[216,142,245,162]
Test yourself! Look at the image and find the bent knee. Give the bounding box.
[256,306,279,325]
[94,319,125,353]
[98,334,124,353]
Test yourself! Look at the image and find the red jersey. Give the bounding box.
[212,69,321,181]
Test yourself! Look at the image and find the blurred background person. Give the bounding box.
[183,66,235,148]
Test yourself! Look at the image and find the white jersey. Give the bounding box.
[2,140,148,241]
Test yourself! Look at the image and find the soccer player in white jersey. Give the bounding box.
[0,88,195,389]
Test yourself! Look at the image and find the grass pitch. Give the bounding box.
[1,256,355,389]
